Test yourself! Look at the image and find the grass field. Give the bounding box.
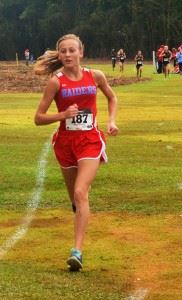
[0,62,182,299]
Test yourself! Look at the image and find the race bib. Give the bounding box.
[137,60,142,64]
[66,109,93,131]
[164,58,169,62]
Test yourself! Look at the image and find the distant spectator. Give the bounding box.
[171,48,177,69]
[176,47,182,75]
[24,49,30,66]
[30,54,35,64]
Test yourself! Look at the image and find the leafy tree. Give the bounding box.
[0,0,182,60]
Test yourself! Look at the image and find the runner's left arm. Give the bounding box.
[92,70,119,136]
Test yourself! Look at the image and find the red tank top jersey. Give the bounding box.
[55,68,97,133]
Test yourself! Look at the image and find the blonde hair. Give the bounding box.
[34,34,83,75]
[56,34,83,51]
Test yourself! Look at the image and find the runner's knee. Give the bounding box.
[74,186,88,204]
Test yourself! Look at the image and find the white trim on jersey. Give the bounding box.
[83,67,90,72]
[56,71,63,77]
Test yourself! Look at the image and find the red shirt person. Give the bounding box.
[156,45,164,73]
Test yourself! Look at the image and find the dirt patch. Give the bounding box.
[0,62,49,92]
[0,220,20,228]
[107,76,150,86]
[30,217,63,228]
[0,61,150,93]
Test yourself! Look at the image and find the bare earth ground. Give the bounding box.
[0,61,150,92]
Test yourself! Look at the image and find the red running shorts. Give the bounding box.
[52,129,107,169]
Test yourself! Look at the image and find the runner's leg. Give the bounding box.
[136,67,139,78]
[61,167,77,210]
[140,66,142,77]
[74,158,100,251]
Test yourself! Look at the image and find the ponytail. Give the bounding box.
[34,50,62,75]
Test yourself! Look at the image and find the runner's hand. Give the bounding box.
[63,104,78,119]
[107,121,119,136]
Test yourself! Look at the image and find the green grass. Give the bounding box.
[0,62,182,299]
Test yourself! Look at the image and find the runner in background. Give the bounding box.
[117,48,126,72]
[161,45,172,77]
[134,50,144,79]
[33,34,118,272]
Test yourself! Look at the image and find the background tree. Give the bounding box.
[0,0,181,60]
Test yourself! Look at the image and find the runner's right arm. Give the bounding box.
[34,77,78,125]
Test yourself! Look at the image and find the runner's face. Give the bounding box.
[58,39,83,68]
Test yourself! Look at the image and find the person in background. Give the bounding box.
[176,46,182,75]
[156,45,164,73]
[117,48,126,72]
[30,54,35,64]
[111,48,117,71]
[171,48,177,72]
[161,45,172,77]
[134,50,144,79]
[33,34,118,272]
[24,48,30,66]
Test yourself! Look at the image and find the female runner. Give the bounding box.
[117,48,126,72]
[162,45,172,77]
[134,50,144,79]
[34,34,118,271]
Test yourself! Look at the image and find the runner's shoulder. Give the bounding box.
[45,75,60,92]
[91,69,107,85]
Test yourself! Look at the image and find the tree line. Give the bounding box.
[0,0,182,60]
